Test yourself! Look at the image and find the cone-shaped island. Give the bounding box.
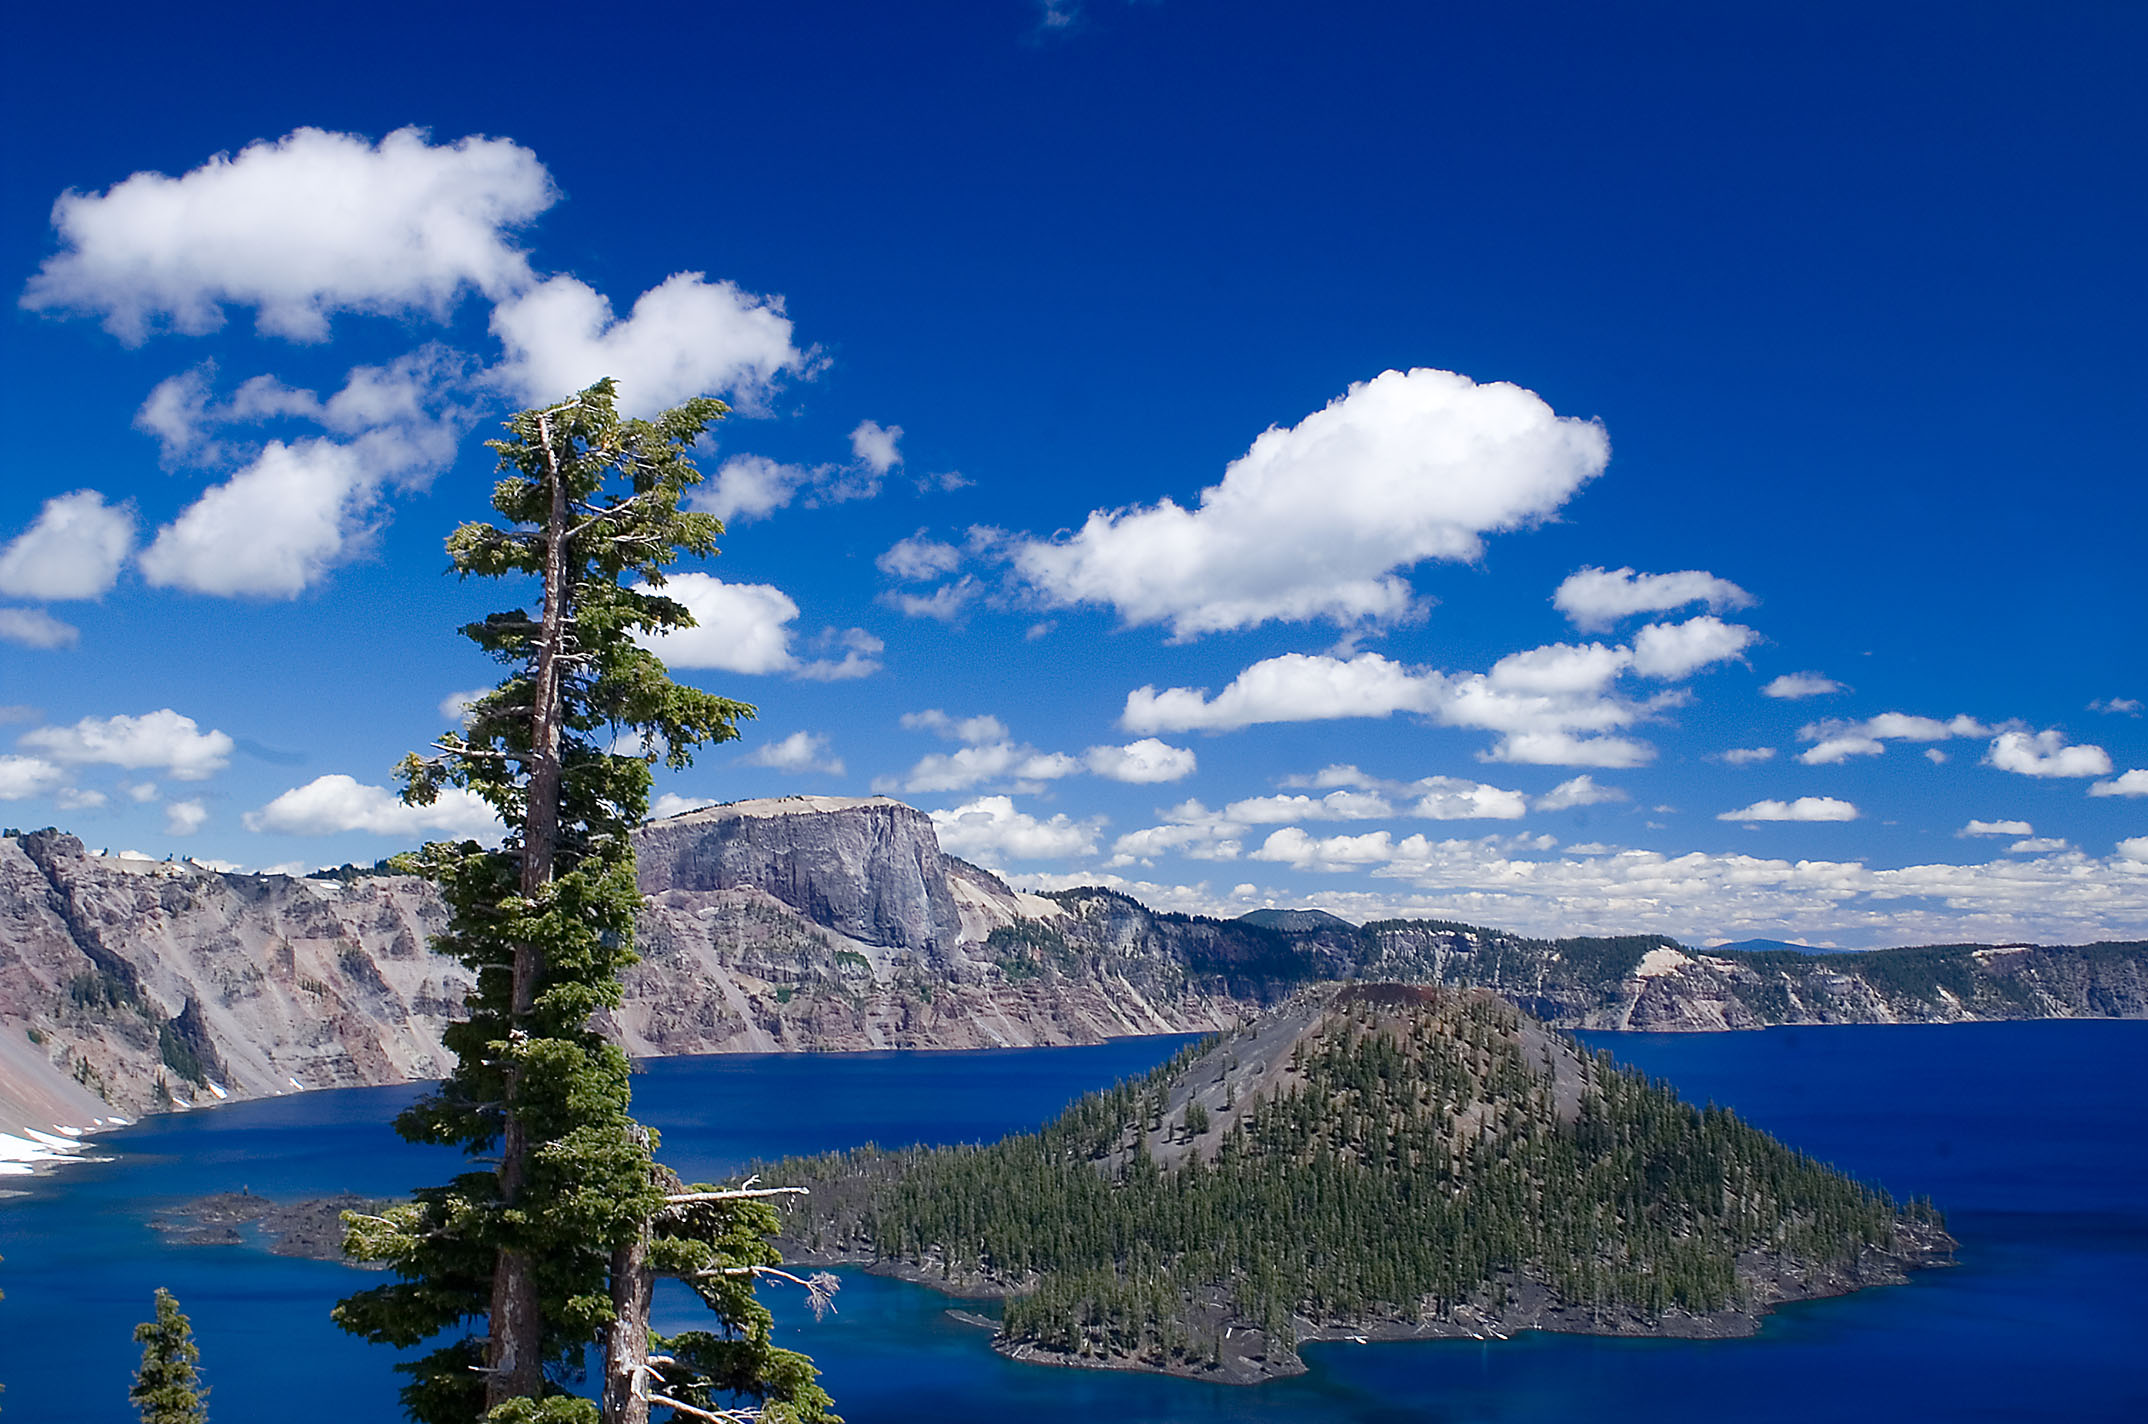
[771,985,1954,1382]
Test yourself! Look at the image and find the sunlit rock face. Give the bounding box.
[636,796,964,960]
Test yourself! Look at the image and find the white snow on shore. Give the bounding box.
[0,1126,92,1176]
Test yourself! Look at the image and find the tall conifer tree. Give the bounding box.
[130,1288,207,1424]
[333,380,835,1424]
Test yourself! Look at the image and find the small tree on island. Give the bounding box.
[332,380,837,1424]
[131,1287,207,1424]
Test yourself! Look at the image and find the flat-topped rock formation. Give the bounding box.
[638,797,967,960]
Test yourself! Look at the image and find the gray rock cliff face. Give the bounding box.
[0,830,457,1135]
[635,797,964,961]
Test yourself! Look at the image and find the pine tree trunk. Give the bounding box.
[599,1218,655,1424]
[487,409,572,1408]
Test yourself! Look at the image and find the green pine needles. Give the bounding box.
[131,1288,207,1424]
[330,381,837,1424]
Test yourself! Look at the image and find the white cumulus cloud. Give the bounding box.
[1123,651,1442,733]
[635,573,880,680]
[739,731,845,775]
[135,351,471,599]
[489,272,807,416]
[165,799,208,835]
[0,490,135,600]
[1986,730,2112,780]
[1483,731,1656,769]
[23,127,553,344]
[1014,368,1609,638]
[1762,672,1845,699]
[877,531,964,581]
[883,578,983,623]
[878,743,1082,794]
[0,755,65,800]
[882,717,1190,793]
[1222,791,1397,824]
[0,608,79,649]
[2089,769,2148,798]
[1719,797,1860,823]
[1960,819,2033,837]
[1627,616,1757,680]
[1798,712,1990,765]
[1405,777,1533,819]
[246,774,501,837]
[1252,827,1410,871]
[849,420,902,476]
[1553,566,1753,632]
[929,795,1101,866]
[688,454,819,525]
[1534,774,1628,811]
[902,710,1011,743]
[139,437,383,596]
[1123,648,1667,768]
[19,710,232,780]
[1718,747,1776,765]
[1798,735,1884,766]
[1083,738,1197,784]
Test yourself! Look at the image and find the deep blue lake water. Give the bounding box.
[3,1021,2144,1421]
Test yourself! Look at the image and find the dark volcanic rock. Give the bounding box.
[150,1190,394,1262]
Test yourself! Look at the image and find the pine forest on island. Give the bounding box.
[771,987,1951,1377]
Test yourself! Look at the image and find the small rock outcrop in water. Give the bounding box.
[3,803,2145,1139]
[771,986,1957,1382]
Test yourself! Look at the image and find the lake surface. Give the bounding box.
[3,1021,2144,1421]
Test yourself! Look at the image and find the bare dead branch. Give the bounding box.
[643,1394,756,1424]
[662,1186,809,1204]
[685,1265,840,1318]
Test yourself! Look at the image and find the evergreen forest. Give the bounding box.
[773,987,1946,1374]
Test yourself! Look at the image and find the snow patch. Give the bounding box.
[0,1129,87,1172]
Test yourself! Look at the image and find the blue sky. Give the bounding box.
[2,0,2142,947]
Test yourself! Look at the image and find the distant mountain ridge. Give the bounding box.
[1711,937,1861,956]
[4,797,2145,1139]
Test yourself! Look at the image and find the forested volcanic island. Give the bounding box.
[769,985,1956,1383]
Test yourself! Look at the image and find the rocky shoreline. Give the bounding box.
[783,1218,1955,1384]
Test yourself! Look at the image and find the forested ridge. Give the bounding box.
[771,986,1951,1379]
